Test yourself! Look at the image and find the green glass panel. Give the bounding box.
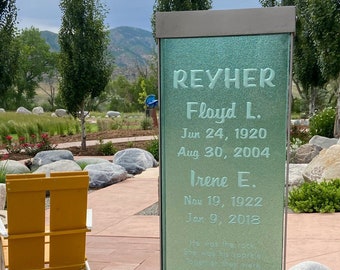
[160,34,291,270]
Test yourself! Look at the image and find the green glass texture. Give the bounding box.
[160,34,291,270]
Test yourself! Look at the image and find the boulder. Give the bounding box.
[76,157,110,167]
[289,261,331,270]
[290,144,322,164]
[303,144,340,182]
[112,148,158,175]
[106,111,121,118]
[291,119,309,126]
[0,108,5,113]
[0,160,30,174]
[32,106,44,115]
[33,160,81,174]
[309,135,338,149]
[288,163,308,188]
[84,163,127,189]
[16,106,31,114]
[31,150,74,171]
[55,109,68,117]
[0,184,5,210]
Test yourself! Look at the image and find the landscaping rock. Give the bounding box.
[288,163,308,188]
[106,111,121,118]
[84,163,127,189]
[55,108,68,117]
[31,150,74,171]
[33,160,81,174]
[309,135,338,149]
[16,106,31,114]
[0,184,6,210]
[289,261,331,270]
[0,160,30,174]
[112,148,158,175]
[303,144,340,182]
[76,157,110,167]
[290,144,322,164]
[32,106,44,115]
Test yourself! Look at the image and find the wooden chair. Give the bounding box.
[0,171,92,270]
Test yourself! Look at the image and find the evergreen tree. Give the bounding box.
[59,0,113,149]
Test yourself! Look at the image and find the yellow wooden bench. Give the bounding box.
[0,171,92,270]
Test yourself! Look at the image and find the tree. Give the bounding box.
[59,0,113,150]
[293,0,327,115]
[38,52,59,110]
[151,0,212,39]
[260,0,339,120]
[11,27,53,109]
[0,0,18,106]
[305,0,340,136]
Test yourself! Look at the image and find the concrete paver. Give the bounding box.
[86,167,340,270]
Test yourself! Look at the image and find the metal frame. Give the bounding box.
[156,7,295,38]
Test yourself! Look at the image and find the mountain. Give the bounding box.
[40,26,156,76]
[40,31,60,52]
[108,26,156,68]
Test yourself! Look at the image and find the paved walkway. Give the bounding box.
[57,136,157,149]
[85,167,340,270]
[2,136,339,269]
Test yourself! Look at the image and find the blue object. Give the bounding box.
[145,94,158,108]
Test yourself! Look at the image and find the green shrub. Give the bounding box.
[126,141,134,148]
[290,125,311,150]
[140,117,152,130]
[309,107,336,138]
[288,179,340,213]
[97,118,113,131]
[111,119,123,130]
[77,162,88,170]
[98,141,117,156]
[146,138,159,161]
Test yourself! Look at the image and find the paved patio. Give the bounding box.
[85,167,340,270]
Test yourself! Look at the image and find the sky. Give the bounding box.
[15,0,262,33]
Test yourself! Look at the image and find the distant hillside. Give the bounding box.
[108,26,155,68]
[40,31,60,52]
[40,26,156,76]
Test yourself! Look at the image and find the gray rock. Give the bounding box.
[289,261,331,270]
[55,109,68,117]
[33,160,81,174]
[303,144,340,182]
[309,135,338,149]
[291,119,309,126]
[0,160,30,174]
[16,106,31,114]
[76,157,110,167]
[0,108,5,113]
[106,111,121,118]
[32,106,44,115]
[290,144,322,164]
[112,148,158,175]
[84,163,127,189]
[31,150,74,171]
[288,163,308,188]
[0,184,6,210]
